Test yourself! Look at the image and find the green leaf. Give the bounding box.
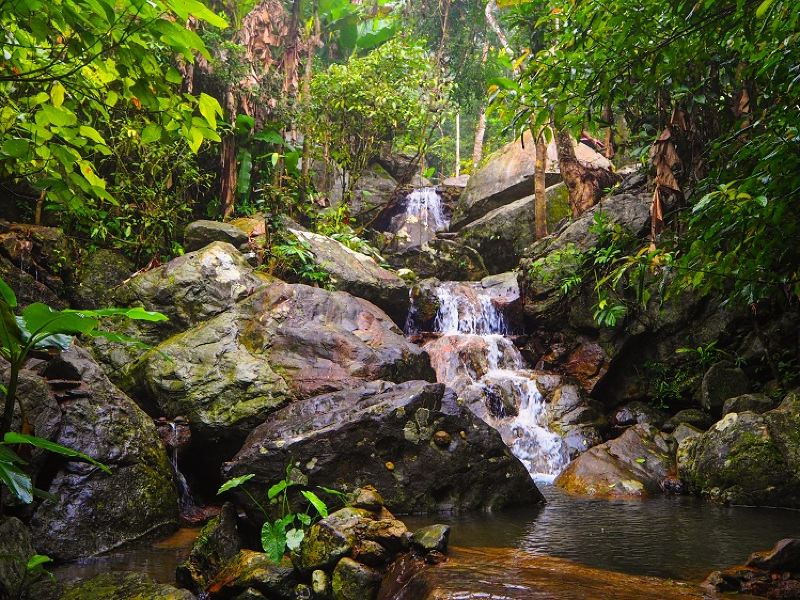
[253,129,284,145]
[198,93,221,129]
[217,473,255,495]
[0,458,32,504]
[301,490,328,518]
[261,520,287,563]
[77,307,168,322]
[1,139,30,159]
[267,479,288,500]
[285,528,305,551]
[0,278,17,308]
[4,432,111,474]
[79,125,106,146]
[755,0,775,17]
[141,124,162,144]
[21,303,98,341]
[26,554,52,571]
[50,83,65,107]
[237,150,253,199]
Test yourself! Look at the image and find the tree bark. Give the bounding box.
[485,0,512,54]
[534,130,547,239]
[555,129,620,218]
[471,40,490,169]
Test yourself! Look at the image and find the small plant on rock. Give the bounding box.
[218,467,346,563]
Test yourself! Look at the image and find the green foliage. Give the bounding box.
[217,467,345,563]
[0,0,226,226]
[270,237,331,288]
[0,276,166,505]
[315,206,385,263]
[308,38,451,199]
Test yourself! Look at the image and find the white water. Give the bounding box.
[422,285,569,482]
[404,186,449,232]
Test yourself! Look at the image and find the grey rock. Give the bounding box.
[184,220,249,252]
[411,524,450,554]
[722,393,774,416]
[701,361,749,414]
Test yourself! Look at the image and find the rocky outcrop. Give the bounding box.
[451,131,610,230]
[130,282,432,445]
[456,184,570,274]
[387,239,488,282]
[222,380,543,515]
[288,229,409,324]
[680,390,800,507]
[30,347,178,560]
[555,423,678,498]
[184,220,249,252]
[545,382,605,458]
[700,361,749,415]
[703,538,800,598]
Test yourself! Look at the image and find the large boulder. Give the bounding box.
[222,380,543,515]
[289,229,409,324]
[184,220,249,252]
[457,184,570,273]
[112,241,267,339]
[700,361,749,415]
[451,132,610,230]
[680,391,800,507]
[555,423,678,498]
[130,282,432,445]
[30,347,179,560]
[386,238,488,282]
[545,382,605,458]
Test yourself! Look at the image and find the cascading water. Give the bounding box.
[404,187,450,233]
[412,282,569,482]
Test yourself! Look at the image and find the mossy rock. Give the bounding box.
[60,572,194,600]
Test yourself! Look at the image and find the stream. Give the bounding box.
[55,187,800,594]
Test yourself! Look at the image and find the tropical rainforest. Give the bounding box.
[0,0,799,597]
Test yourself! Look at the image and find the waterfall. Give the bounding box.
[419,283,569,482]
[404,187,449,232]
[167,422,195,513]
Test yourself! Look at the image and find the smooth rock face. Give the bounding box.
[289,229,409,325]
[457,184,570,274]
[451,132,609,230]
[31,347,178,560]
[59,572,195,600]
[545,383,605,458]
[132,282,432,444]
[0,517,35,599]
[701,361,749,415]
[555,423,677,498]
[184,220,250,252]
[411,524,450,554]
[223,380,543,515]
[681,392,800,507]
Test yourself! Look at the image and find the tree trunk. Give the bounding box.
[471,40,490,169]
[300,1,320,198]
[555,129,620,218]
[455,112,460,177]
[534,130,547,239]
[485,0,512,54]
[220,90,238,219]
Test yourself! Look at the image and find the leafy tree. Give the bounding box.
[308,37,451,202]
[0,0,226,241]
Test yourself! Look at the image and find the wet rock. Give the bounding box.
[30,347,178,561]
[207,550,297,599]
[561,340,610,394]
[681,392,800,507]
[387,238,488,281]
[0,517,35,599]
[312,569,330,596]
[457,184,570,274]
[747,538,800,572]
[155,417,192,451]
[451,132,609,230]
[176,502,242,593]
[223,380,543,515]
[700,361,749,415]
[131,282,431,445]
[0,223,74,307]
[184,220,249,252]
[350,486,385,512]
[288,229,409,325]
[59,572,194,600]
[662,409,712,432]
[232,588,268,600]
[332,557,382,600]
[72,248,134,309]
[722,393,774,416]
[611,401,668,429]
[411,524,450,554]
[555,423,677,499]
[545,383,604,458]
[294,508,364,572]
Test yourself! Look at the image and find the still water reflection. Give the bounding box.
[405,485,800,581]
